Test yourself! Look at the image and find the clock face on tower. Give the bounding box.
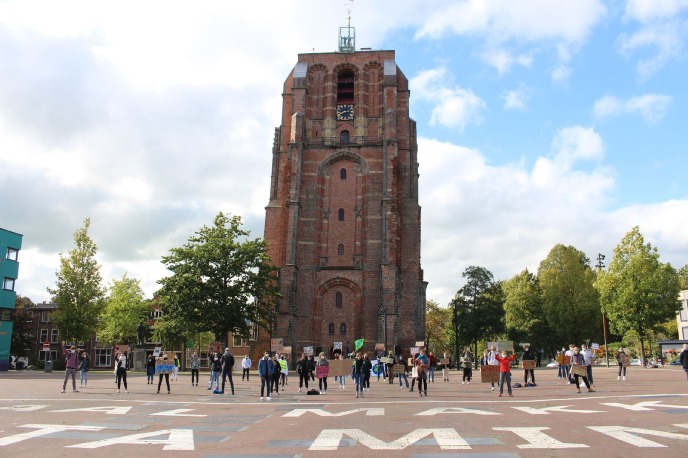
[336,104,354,121]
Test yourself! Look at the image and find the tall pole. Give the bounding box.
[597,253,609,367]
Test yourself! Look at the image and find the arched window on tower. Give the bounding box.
[328,322,335,336]
[340,323,347,335]
[340,167,347,179]
[338,208,345,221]
[337,70,355,104]
[338,244,344,256]
[340,130,350,144]
[336,292,343,308]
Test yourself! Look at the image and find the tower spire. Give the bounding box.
[338,0,356,53]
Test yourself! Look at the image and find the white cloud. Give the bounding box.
[410,67,486,131]
[593,94,672,123]
[480,48,533,75]
[625,0,688,22]
[503,89,528,111]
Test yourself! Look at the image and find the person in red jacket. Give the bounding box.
[495,350,517,397]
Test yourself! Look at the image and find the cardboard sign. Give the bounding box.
[375,343,385,351]
[619,354,630,367]
[519,343,531,347]
[556,355,571,365]
[333,342,343,350]
[522,360,536,370]
[303,346,314,356]
[591,343,600,350]
[155,360,175,374]
[315,365,329,379]
[415,341,425,347]
[271,338,284,352]
[480,364,500,383]
[488,341,514,351]
[571,364,588,377]
[392,364,406,374]
[439,358,450,365]
[410,347,419,355]
[153,347,162,357]
[380,356,394,364]
[328,359,350,377]
[208,342,223,353]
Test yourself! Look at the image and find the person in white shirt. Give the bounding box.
[564,345,574,384]
[242,355,252,381]
[580,344,594,386]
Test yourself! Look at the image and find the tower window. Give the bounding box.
[336,292,343,308]
[328,322,335,336]
[338,244,344,256]
[340,323,347,335]
[338,208,345,221]
[337,70,355,104]
[340,167,347,179]
[340,130,350,144]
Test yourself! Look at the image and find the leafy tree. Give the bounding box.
[425,300,452,353]
[678,264,688,290]
[538,244,601,346]
[98,274,150,345]
[157,212,279,343]
[47,218,106,342]
[595,227,681,364]
[10,295,35,357]
[503,269,552,351]
[451,266,505,365]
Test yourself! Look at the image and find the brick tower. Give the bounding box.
[262,24,426,361]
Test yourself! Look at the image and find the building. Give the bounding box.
[677,290,688,339]
[0,228,23,371]
[242,24,426,363]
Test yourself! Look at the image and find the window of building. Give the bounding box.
[340,130,350,144]
[340,322,347,335]
[95,348,112,367]
[40,329,48,343]
[39,350,57,362]
[680,303,688,322]
[151,310,163,319]
[328,322,335,335]
[336,292,343,308]
[1,309,9,321]
[340,167,347,179]
[233,334,242,347]
[41,312,50,323]
[338,244,344,256]
[683,326,688,340]
[6,247,18,261]
[337,70,355,104]
[50,329,59,343]
[338,208,345,221]
[2,277,15,291]
[26,312,33,323]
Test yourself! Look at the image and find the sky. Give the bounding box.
[1,0,687,309]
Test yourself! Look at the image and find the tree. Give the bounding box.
[678,264,688,290]
[10,295,35,357]
[425,300,452,353]
[538,244,601,346]
[157,212,279,343]
[503,269,552,352]
[47,218,106,342]
[451,266,505,364]
[98,274,150,345]
[595,226,681,365]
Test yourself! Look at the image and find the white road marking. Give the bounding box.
[0,424,104,446]
[493,427,588,449]
[151,409,206,417]
[50,406,133,415]
[0,405,47,412]
[283,408,384,417]
[415,407,500,416]
[512,405,604,415]
[600,401,688,411]
[588,425,688,447]
[68,428,195,450]
[309,428,471,450]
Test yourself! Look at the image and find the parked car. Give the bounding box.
[669,359,682,366]
[546,359,558,368]
[630,358,642,366]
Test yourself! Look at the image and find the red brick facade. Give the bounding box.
[259,47,426,362]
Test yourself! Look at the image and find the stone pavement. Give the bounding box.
[0,365,687,457]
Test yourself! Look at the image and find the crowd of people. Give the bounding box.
[58,342,688,397]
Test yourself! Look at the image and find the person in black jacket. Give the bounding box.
[680,344,688,382]
[296,353,309,392]
[308,355,316,381]
[220,348,235,395]
[521,345,535,385]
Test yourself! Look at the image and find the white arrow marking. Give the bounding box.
[512,405,604,415]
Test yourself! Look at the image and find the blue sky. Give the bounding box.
[1,0,687,308]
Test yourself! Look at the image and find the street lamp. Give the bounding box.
[596,253,610,368]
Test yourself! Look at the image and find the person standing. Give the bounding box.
[352,352,365,398]
[363,353,372,391]
[556,350,565,379]
[428,352,437,383]
[337,353,347,389]
[146,354,156,384]
[61,342,79,393]
[316,352,329,394]
[680,344,688,382]
[397,354,410,388]
[279,354,288,387]
[564,344,574,383]
[376,349,387,381]
[116,351,129,393]
[616,348,627,381]
[258,351,274,400]
[296,353,309,392]
[580,344,594,386]
[190,351,200,386]
[571,347,594,393]
[386,352,395,385]
[415,349,430,396]
[488,345,499,391]
[171,353,180,381]
[521,345,535,385]
[495,350,516,397]
[220,348,235,395]
[461,349,473,384]
[308,354,316,382]
[441,351,452,382]
[270,354,281,395]
[79,351,90,388]
[242,354,252,381]
[208,352,221,391]
[156,354,171,394]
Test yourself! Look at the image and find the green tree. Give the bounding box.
[538,244,601,346]
[47,218,106,343]
[157,212,279,343]
[99,274,150,345]
[451,266,505,364]
[595,226,681,364]
[503,269,552,351]
[677,264,688,290]
[425,300,452,353]
[10,295,35,357]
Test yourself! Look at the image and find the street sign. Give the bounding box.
[42,342,50,349]
[186,340,195,349]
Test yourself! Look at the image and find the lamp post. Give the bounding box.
[596,253,609,368]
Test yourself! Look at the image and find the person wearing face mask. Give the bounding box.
[146,354,156,384]
[571,346,594,393]
[61,342,80,393]
[258,351,274,400]
[495,350,516,397]
[156,353,171,394]
[115,351,129,393]
[352,352,366,398]
[208,352,221,391]
[580,344,594,386]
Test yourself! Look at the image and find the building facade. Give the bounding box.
[0,228,22,371]
[677,290,688,340]
[254,28,426,363]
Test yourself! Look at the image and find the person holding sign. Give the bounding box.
[352,352,366,398]
[521,344,535,385]
[495,350,516,397]
[571,347,594,393]
[156,354,171,394]
[580,344,594,386]
[316,352,330,394]
[415,349,430,396]
[440,352,452,382]
[616,347,628,381]
[461,348,473,384]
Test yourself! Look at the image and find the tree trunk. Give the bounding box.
[638,332,646,367]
